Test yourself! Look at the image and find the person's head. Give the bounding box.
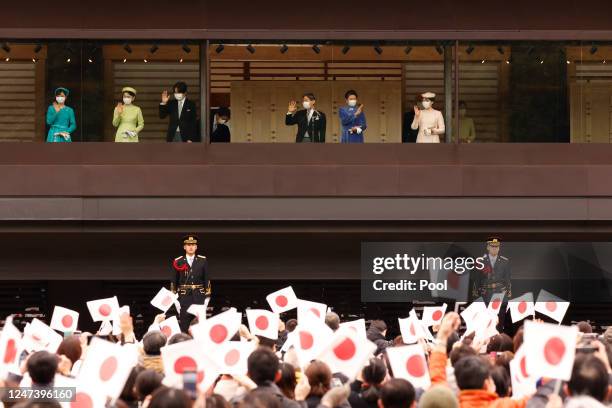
[27,351,58,386]
[182,235,198,256]
[493,351,514,373]
[577,321,593,334]
[285,319,298,332]
[276,362,297,400]
[454,355,494,392]
[122,87,137,105]
[490,365,511,397]
[206,394,231,408]
[486,334,514,353]
[168,332,192,345]
[566,353,610,402]
[302,93,316,110]
[134,369,164,400]
[378,378,416,408]
[486,237,501,257]
[449,343,477,367]
[120,365,144,403]
[216,107,231,124]
[305,360,332,397]
[173,81,188,101]
[148,387,192,408]
[14,401,62,408]
[54,87,69,104]
[459,100,467,117]
[238,390,282,408]
[418,385,458,408]
[57,336,82,366]
[325,312,340,332]
[369,320,388,337]
[247,346,280,386]
[419,92,436,110]
[361,358,387,403]
[143,331,167,356]
[345,90,358,107]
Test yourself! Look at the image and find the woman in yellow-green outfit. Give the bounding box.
[113,87,144,142]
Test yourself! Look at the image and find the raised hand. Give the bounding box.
[161,90,169,104]
[288,100,297,113]
[115,102,124,114]
[414,105,421,118]
[355,103,364,116]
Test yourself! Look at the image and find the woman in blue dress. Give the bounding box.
[46,87,76,142]
[339,89,367,143]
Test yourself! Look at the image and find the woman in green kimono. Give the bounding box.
[113,87,144,142]
[46,87,76,142]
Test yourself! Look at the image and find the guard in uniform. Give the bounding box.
[171,235,211,332]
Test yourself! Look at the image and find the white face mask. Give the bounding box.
[174,93,185,101]
[347,99,357,107]
[55,96,66,104]
[422,100,433,109]
[302,101,311,110]
[218,118,227,125]
[122,97,133,105]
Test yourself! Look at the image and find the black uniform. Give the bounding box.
[171,254,211,331]
[471,253,512,332]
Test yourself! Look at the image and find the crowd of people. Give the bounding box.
[0,291,609,408]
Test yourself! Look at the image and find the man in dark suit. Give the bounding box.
[171,234,211,331]
[285,93,326,143]
[159,81,199,142]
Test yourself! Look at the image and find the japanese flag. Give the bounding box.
[187,297,211,321]
[487,293,506,315]
[50,306,79,334]
[460,299,486,334]
[77,337,138,400]
[339,319,367,340]
[87,296,120,322]
[266,286,298,313]
[161,339,220,393]
[472,310,499,344]
[317,326,376,380]
[59,377,108,408]
[429,266,470,302]
[246,309,279,340]
[159,316,182,339]
[398,313,426,344]
[191,308,241,347]
[0,316,23,377]
[293,313,334,368]
[523,320,578,381]
[297,299,327,323]
[386,344,431,389]
[97,320,112,336]
[509,346,537,398]
[534,290,569,323]
[151,287,179,313]
[508,292,535,323]
[23,318,63,353]
[421,304,447,327]
[214,340,256,376]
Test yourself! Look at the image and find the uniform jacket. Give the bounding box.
[171,254,211,295]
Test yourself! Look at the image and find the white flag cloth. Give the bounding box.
[509,346,537,398]
[87,296,120,322]
[297,299,327,323]
[161,339,220,393]
[266,286,298,313]
[523,320,578,381]
[508,292,535,323]
[317,326,376,380]
[159,316,182,339]
[293,313,334,368]
[472,310,499,344]
[59,377,108,408]
[151,287,179,313]
[23,318,63,353]
[421,304,447,327]
[213,340,256,376]
[191,308,241,347]
[398,313,426,344]
[187,297,211,321]
[246,309,279,340]
[534,289,569,323]
[339,319,367,340]
[386,344,431,389]
[460,298,486,334]
[0,316,23,377]
[77,337,138,400]
[50,306,79,333]
[487,293,506,315]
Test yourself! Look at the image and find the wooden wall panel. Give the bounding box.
[569,63,612,143]
[231,81,401,143]
[0,62,40,142]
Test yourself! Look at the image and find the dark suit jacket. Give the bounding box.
[171,254,211,295]
[159,99,198,142]
[285,109,326,143]
[210,123,231,143]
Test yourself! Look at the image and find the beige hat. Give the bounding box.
[122,86,137,95]
[419,385,458,408]
[421,91,436,99]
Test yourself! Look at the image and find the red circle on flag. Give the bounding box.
[71,392,93,408]
[225,349,240,366]
[492,299,501,310]
[197,369,205,384]
[161,295,173,307]
[310,308,321,318]
[333,338,356,361]
[520,356,529,378]
[3,338,17,364]
[432,310,443,321]
[174,356,197,374]
[544,337,566,365]
[210,324,228,344]
[406,355,426,377]
[255,315,269,330]
[299,331,314,350]
[161,325,172,337]
[99,304,111,317]
[275,295,288,307]
[99,356,118,381]
[62,315,73,329]
[518,301,527,314]
[546,301,557,312]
